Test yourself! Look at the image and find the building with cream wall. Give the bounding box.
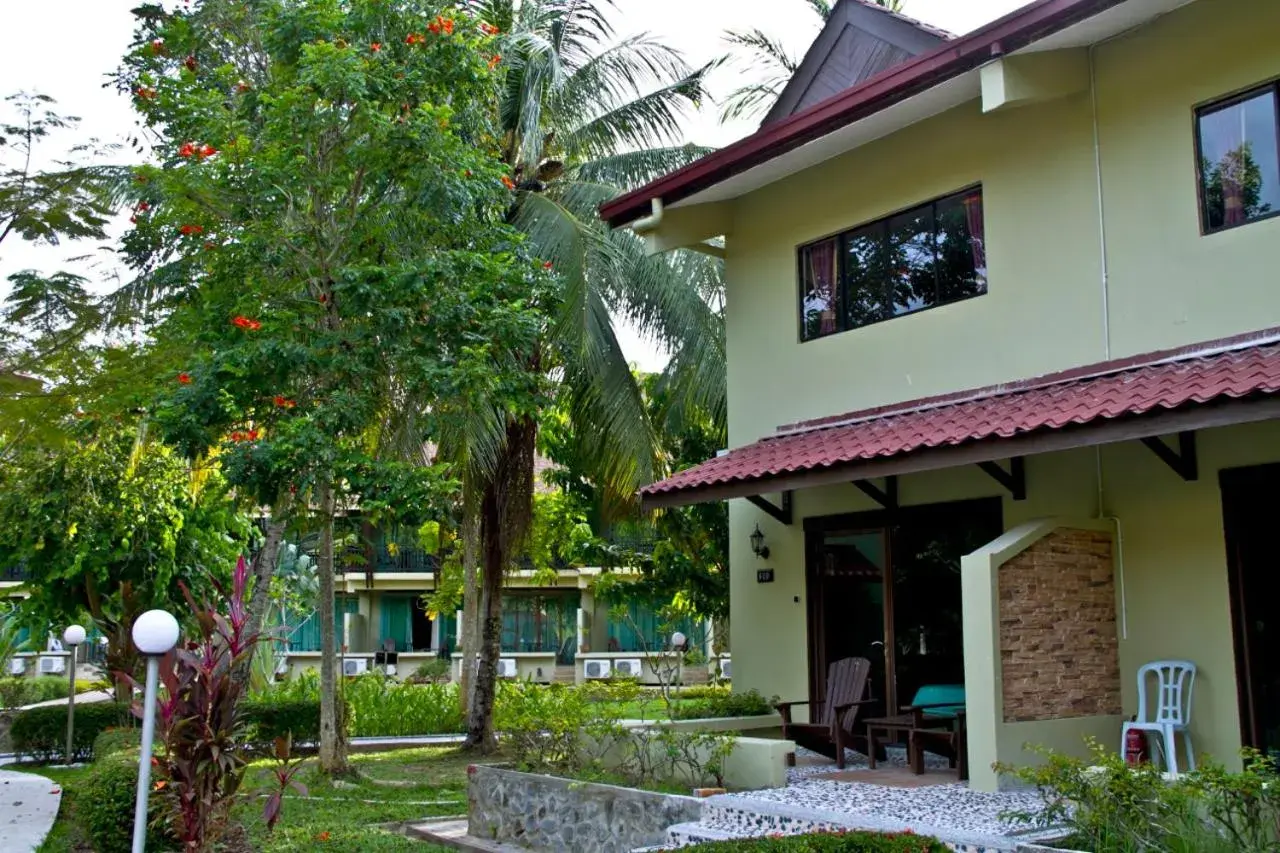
[603,0,1280,790]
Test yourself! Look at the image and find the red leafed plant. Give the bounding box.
[127,557,289,851]
[262,735,308,832]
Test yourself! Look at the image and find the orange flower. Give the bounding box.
[247,429,260,441]
[489,54,502,69]
[179,224,204,235]
[315,831,331,842]
[177,373,192,384]
[136,201,150,212]
[236,80,252,93]
[136,87,157,100]
[184,55,198,72]
[441,17,454,34]
[370,42,382,52]
[427,20,441,35]
[542,261,553,270]
[150,39,165,55]
[405,33,425,45]
[272,395,296,409]
[154,780,167,790]
[232,315,262,331]
[230,431,245,442]
[198,144,218,159]
[178,141,196,158]
[501,175,516,190]
[480,23,500,36]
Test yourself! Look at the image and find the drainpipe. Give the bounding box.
[1089,44,1112,361]
[631,197,665,234]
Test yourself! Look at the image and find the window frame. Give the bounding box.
[796,184,986,343]
[1193,80,1280,236]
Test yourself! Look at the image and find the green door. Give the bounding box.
[379,595,413,651]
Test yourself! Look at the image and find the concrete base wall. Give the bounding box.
[467,765,702,853]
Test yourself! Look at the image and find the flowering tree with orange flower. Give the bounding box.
[113,0,552,774]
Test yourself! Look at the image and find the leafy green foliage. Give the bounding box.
[11,702,132,762]
[0,420,250,691]
[255,672,464,737]
[78,754,175,853]
[683,831,948,852]
[241,698,324,752]
[0,677,100,709]
[90,726,141,761]
[999,740,1280,852]
[671,689,775,721]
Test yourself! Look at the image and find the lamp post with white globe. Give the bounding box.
[131,610,180,853]
[62,624,86,765]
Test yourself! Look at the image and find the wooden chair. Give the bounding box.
[776,657,878,769]
[908,710,968,780]
[864,684,965,770]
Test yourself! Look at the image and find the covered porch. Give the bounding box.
[643,331,1280,792]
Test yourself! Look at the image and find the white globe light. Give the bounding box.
[132,610,181,656]
[671,631,687,649]
[62,624,87,647]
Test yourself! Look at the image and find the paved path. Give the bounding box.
[20,689,114,710]
[0,768,62,852]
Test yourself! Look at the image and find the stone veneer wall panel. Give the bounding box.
[999,528,1121,723]
[467,765,702,853]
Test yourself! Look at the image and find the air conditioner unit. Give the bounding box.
[274,656,290,676]
[496,658,517,679]
[719,659,732,680]
[385,664,398,677]
[7,657,25,676]
[613,658,643,678]
[342,658,368,676]
[39,656,66,675]
[583,659,612,679]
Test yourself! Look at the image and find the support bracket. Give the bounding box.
[978,457,1027,501]
[1140,431,1198,481]
[853,476,898,510]
[746,492,794,525]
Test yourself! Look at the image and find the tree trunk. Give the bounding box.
[464,483,505,752]
[464,417,535,752]
[458,512,481,717]
[317,484,348,774]
[231,517,286,689]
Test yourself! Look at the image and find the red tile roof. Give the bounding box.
[642,330,1280,500]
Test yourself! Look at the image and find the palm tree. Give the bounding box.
[453,0,728,749]
[720,0,905,123]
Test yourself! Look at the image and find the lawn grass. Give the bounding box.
[35,746,506,852]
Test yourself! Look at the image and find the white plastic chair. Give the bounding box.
[1121,660,1196,775]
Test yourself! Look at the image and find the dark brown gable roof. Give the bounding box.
[763,0,950,125]
[601,0,1135,229]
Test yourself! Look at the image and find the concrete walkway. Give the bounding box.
[20,689,114,710]
[1,768,63,852]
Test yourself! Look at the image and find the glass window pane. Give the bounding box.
[936,190,987,303]
[800,237,840,340]
[844,224,889,328]
[886,205,937,316]
[1198,90,1280,231]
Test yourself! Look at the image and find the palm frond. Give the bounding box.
[560,65,710,162]
[718,81,789,124]
[722,28,799,75]
[550,34,697,130]
[570,145,713,195]
[807,0,834,21]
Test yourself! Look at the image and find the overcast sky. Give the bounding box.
[0,0,1025,369]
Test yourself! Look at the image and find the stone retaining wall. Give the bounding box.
[467,765,702,853]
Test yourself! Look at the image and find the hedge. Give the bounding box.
[240,698,324,752]
[11,702,133,762]
[672,689,775,720]
[684,831,949,852]
[92,726,142,760]
[78,754,174,853]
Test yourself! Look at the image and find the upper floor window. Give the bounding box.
[799,187,986,341]
[1196,84,1280,233]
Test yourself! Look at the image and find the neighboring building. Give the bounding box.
[278,533,718,686]
[602,0,1280,790]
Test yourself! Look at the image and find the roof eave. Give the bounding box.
[600,0,1132,229]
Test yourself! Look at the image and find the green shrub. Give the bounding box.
[240,698,325,751]
[79,753,174,853]
[678,685,731,701]
[0,677,99,709]
[683,831,948,851]
[92,726,142,760]
[11,702,132,762]
[344,673,463,737]
[410,658,451,683]
[673,688,776,720]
